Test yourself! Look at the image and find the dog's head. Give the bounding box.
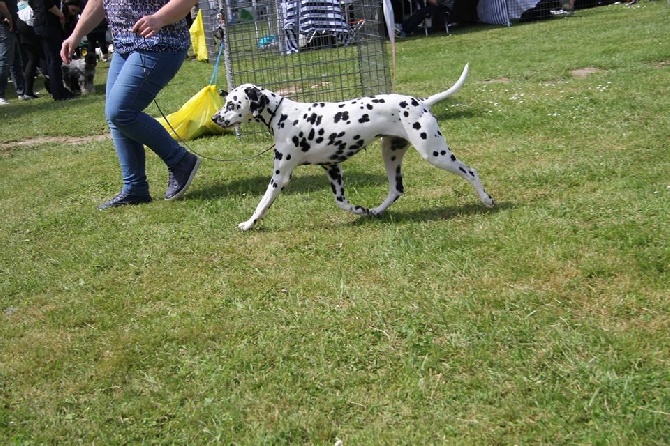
[212,84,271,128]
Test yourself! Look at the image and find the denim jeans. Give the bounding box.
[105,49,188,196]
[0,25,25,98]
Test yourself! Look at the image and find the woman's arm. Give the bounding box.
[131,0,198,38]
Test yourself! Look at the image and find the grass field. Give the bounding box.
[1,2,669,444]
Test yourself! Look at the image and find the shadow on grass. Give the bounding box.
[191,171,388,199]
[347,200,512,227]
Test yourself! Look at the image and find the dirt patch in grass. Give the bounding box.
[481,77,512,84]
[571,67,601,78]
[0,134,110,151]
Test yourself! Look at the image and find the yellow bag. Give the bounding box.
[189,9,208,62]
[157,84,227,141]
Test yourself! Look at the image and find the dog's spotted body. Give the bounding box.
[213,64,494,231]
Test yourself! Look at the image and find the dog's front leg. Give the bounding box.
[238,156,296,231]
[322,164,370,215]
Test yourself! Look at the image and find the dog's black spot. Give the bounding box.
[395,166,404,193]
[334,111,350,124]
[371,98,386,104]
[440,150,447,156]
[399,101,408,108]
[274,149,284,160]
[307,128,315,140]
[315,137,324,144]
[300,139,311,152]
[450,154,456,161]
[413,122,421,130]
[286,154,292,160]
[318,128,325,135]
[410,98,420,107]
[432,151,439,157]
[338,103,346,108]
[366,103,373,110]
[459,166,467,174]
[358,114,370,124]
[391,138,408,151]
[403,111,409,118]
[292,136,300,148]
[420,132,428,140]
[293,120,299,126]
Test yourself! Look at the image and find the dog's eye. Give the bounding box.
[226,102,236,112]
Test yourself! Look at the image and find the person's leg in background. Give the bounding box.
[0,24,16,104]
[35,24,73,100]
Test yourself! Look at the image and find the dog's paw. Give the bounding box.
[238,220,255,231]
[483,193,495,208]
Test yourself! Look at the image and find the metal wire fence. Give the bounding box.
[219,0,392,139]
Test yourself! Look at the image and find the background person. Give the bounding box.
[29,0,74,100]
[0,0,27,103]
[16,0,41,98]
[61,0,201,210]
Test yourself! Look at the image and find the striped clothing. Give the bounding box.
[104,0,190,54]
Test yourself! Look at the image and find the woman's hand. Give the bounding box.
[131,14,164,38]
[61,37,80,64]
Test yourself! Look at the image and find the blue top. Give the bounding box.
[103,0,190,54]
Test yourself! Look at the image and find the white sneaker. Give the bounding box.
[0,98,8,105]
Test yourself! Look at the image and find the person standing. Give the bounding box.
[30,0,73,100]
[16,0,42,98]
[85,14,107,61]
[61,0,201,210]
[0,0,27,104]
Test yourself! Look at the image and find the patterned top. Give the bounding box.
[103,0,190,54]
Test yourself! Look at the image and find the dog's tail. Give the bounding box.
[421,63,469,108]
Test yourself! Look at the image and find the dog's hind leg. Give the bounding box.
[370,137,410,215]
[322,164,371,215]
[410,126,494,207]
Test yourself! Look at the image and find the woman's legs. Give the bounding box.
[105,49,189,197]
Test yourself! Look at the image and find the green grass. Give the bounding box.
[2,3,669,444]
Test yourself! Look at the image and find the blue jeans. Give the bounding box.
[105,49,188,196]
[0,25,24,98]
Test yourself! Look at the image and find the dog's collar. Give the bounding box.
[267,97,284,133]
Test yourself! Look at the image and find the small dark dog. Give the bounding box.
[62,54,98,95]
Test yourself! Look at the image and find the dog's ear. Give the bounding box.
[245,86,269,119]
[244,86,261,102]
[218,89,228,97]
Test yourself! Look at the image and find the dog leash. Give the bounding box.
[137,40,275,163]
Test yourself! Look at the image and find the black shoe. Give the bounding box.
[165,152,201,200]
[98,192,152,210]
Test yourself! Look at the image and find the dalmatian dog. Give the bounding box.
[212,63,494,231]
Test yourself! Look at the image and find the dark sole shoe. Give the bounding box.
[165,153,201,200]
[98,192,152,210]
